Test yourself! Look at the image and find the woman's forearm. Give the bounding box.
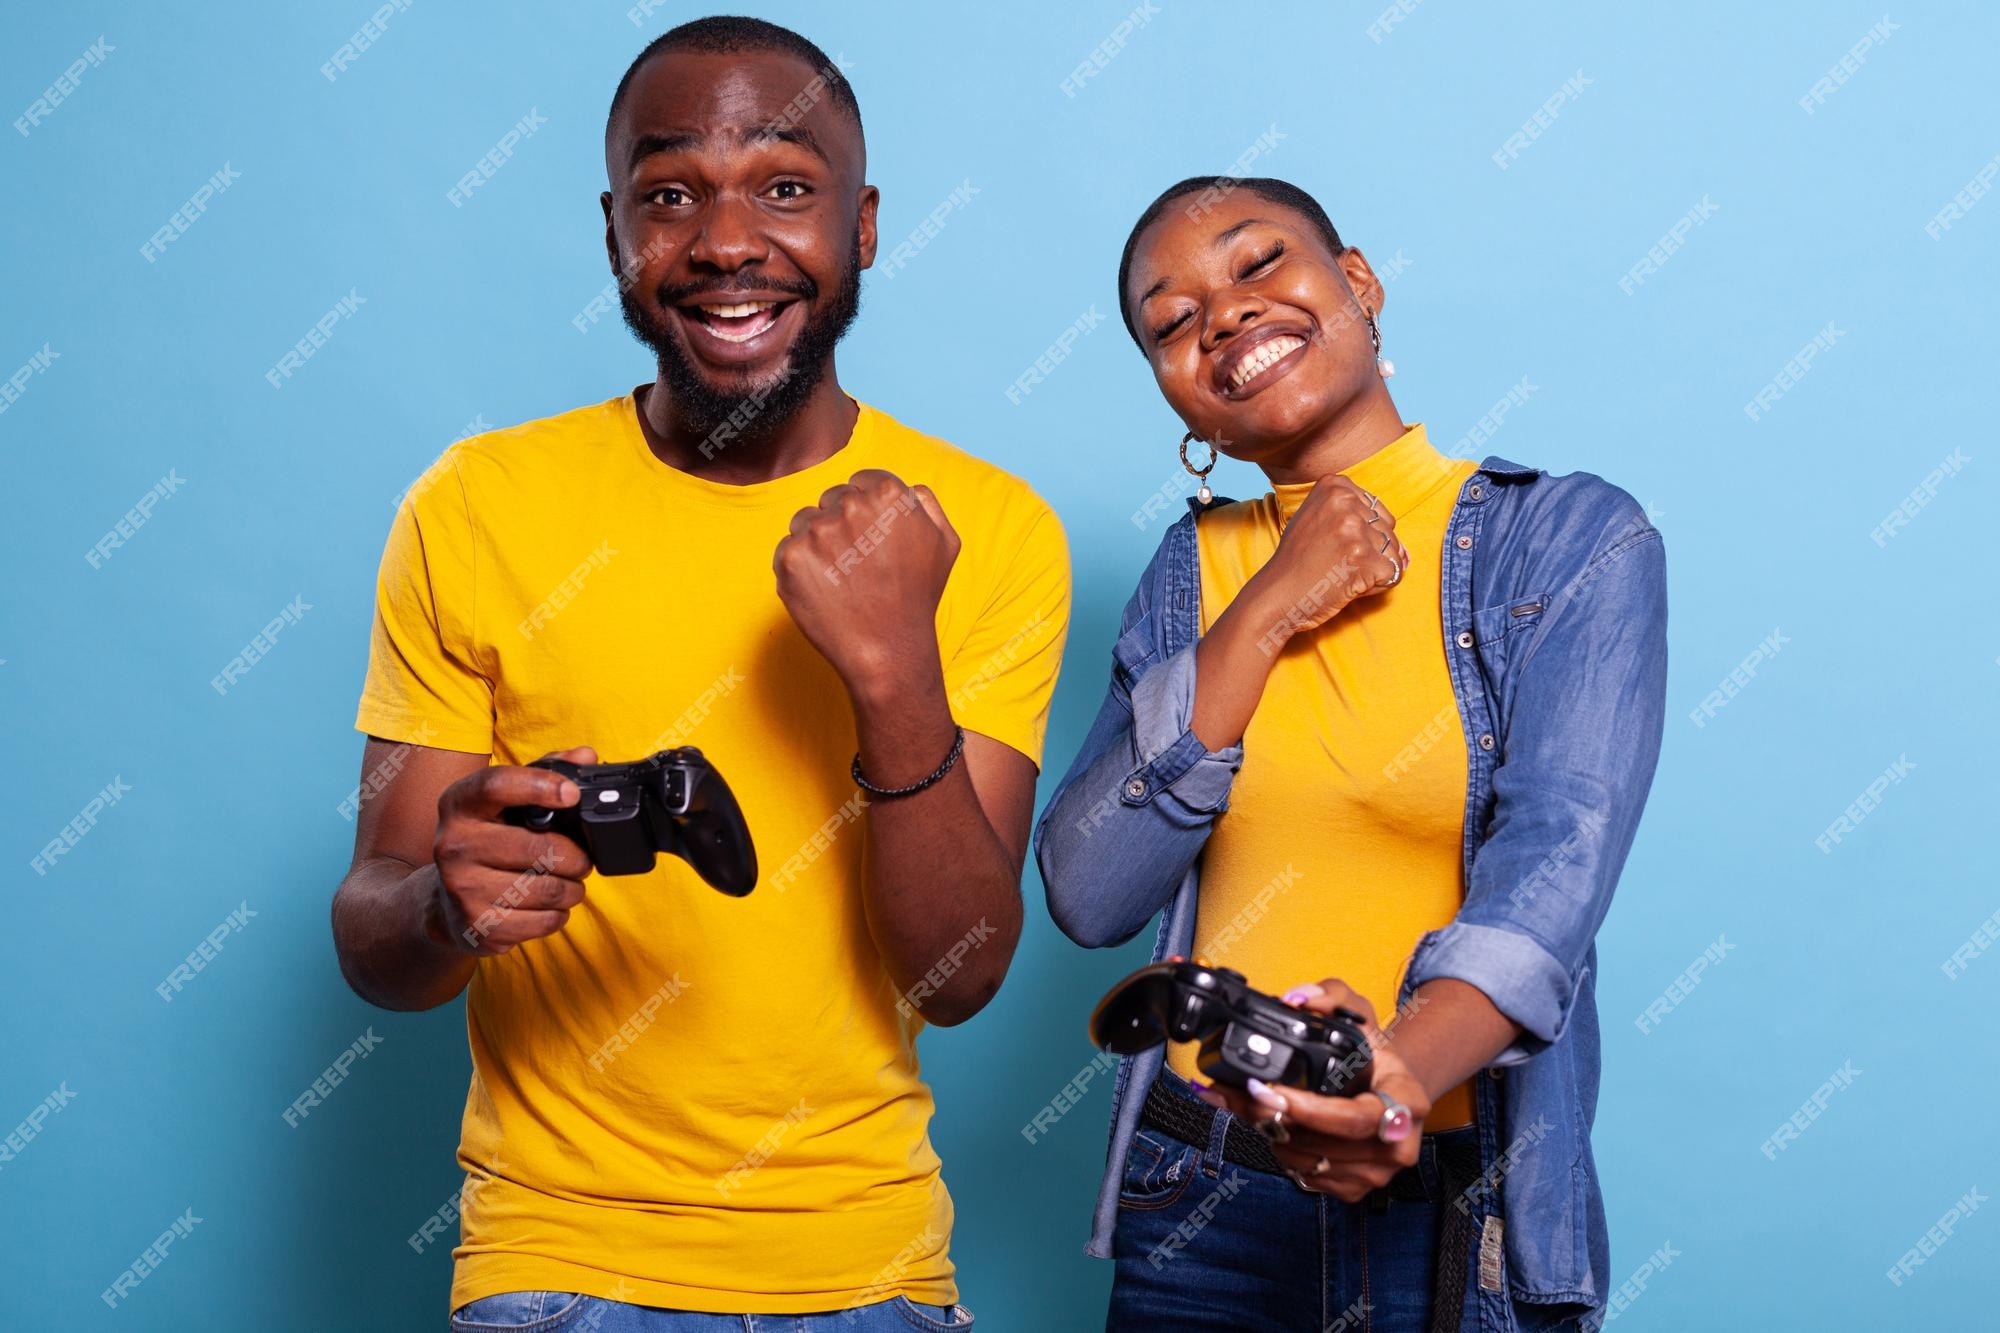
[1190,576,1290,750]
[1384,977,1526,1103]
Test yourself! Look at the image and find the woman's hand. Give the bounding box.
[1194,977,1432,1203]
[1243,477,1410,647]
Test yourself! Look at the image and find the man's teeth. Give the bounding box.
[698,300,777,318]
[1229,335,1306,390]
[688,300,782,343]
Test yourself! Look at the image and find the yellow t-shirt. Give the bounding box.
[1167,423,1478,1132]
[355,392,1070,1314]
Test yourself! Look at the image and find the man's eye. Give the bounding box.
[768,180,810,201]
[647,187,689,207]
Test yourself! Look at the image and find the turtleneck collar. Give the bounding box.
[1271,422,1457,524]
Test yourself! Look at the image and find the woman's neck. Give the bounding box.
[1258,390,1409,487]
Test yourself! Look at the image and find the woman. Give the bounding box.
[1033,177,1667,1333]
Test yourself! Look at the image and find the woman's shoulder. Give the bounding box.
[1477,457,1662,566]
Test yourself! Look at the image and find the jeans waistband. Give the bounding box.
[1145,1067,1477,1208]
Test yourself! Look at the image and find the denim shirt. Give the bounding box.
[1032,457,1667,1330]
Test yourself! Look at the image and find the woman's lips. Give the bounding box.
[1220,332,1310,399]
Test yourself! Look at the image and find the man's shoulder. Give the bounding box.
[860,401,1064,541]
[446,394,630,469]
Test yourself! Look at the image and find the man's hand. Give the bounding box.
[773,469,960,691]
[1194,977,1432,1203]
[1243,476,1410,644]
[429,747,597,956]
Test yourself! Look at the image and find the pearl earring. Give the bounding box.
[1180,431,1217,505]
[1366,311,1395,379]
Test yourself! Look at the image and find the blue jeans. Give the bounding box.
[447,1291,972,1332]
[1107,1074,1477,1333]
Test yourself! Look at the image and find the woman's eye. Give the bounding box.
[1151,311,1193,343]
[1242,244,1284,277]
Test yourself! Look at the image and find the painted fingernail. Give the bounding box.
[1379,1109,1413,1143]
[1282,985,1323,1006]
[1245,1078,1288,1112]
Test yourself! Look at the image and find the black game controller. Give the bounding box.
[501,748,756,895]
[1089,958,1374,1097]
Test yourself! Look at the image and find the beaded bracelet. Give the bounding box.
[851,725,966,799]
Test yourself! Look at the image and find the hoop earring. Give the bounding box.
[1180,431,1217,504]
[1366,312,1395,380]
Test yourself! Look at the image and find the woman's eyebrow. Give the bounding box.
[1138,217,1281,304]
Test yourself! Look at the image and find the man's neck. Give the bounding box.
[635,368,859,486]
[1257,387,1408,487]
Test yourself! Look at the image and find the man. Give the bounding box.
[331,17,1069,1329]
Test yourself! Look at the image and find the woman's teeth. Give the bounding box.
[1228,335,1306,390]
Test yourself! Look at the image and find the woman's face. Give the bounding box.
[1125,194,1385,466]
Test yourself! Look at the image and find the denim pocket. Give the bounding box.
[890,1295,975,1329]
[1117,1126,1199,1210]
[1471,591,1548,677]
[448,1290,590,1332]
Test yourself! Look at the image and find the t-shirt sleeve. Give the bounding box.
[942,500,1072,769]
[353,454,494,754]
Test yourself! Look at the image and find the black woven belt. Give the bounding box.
[1140,1074,1428,1201]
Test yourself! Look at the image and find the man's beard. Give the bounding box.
[620,234,863,449]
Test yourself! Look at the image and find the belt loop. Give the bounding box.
[1202,1099,1230,1178]
[1418,1134,1443,1204]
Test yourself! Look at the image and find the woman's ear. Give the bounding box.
[1335,247,1387,319]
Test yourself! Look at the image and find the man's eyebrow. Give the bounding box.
[629,131,699,170]
[627,124,830,171]
[742,122,827,164]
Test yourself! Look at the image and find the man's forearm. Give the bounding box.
[1385,977,1526,1104]
[331,858,476,1012]
[849,660,1023,1026]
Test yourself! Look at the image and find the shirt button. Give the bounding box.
[1489,1067,1505,1080]
[1457,630,1474,649]
[1124,778,1147,799]
[1479,733,1496,751]
[1456,535,1473,550]
[1469,484,1483,500]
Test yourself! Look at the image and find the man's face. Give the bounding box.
[602,49,877,441]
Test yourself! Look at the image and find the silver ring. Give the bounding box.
[1256,1108,1291,1145]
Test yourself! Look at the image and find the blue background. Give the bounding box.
[4,2,1994,1328]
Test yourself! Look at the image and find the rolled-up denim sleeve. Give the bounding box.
[1034,547,1244,949]
[1126,642,1246,818]
[1404,526,1667,1065]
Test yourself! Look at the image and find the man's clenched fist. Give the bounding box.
[773,469,960,686]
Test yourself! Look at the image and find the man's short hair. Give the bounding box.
[607,15,861,145]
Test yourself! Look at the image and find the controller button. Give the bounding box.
[598,789,620,803]
[1246,1034,1272,1055]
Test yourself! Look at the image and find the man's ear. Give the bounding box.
[856,184,880,270]
[601,192,619,275]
